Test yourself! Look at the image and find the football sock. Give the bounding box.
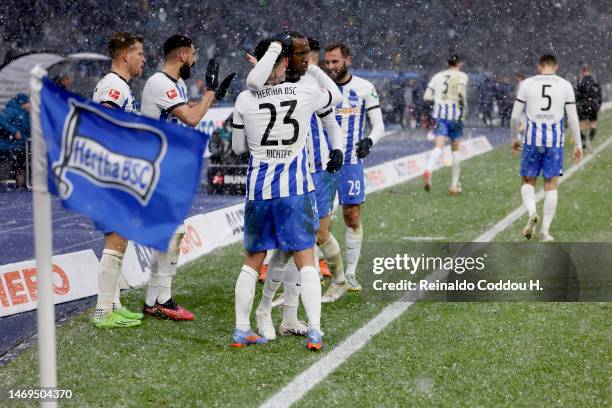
[282,260,300,325]
[235,265,258,331]
[259,251,290,312]
[319,234,345,284]
[96,249,123,316]
[299,266,321,331]
[589,128,596,141]
[541,190,558,235]
[451,151,461,188]
[156,232,182,304]
[345,224,363,276]
[426,147,443,173]
[521,184,537,218]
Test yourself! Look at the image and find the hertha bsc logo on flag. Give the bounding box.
[52,99,166,205]
[39,77,208,250]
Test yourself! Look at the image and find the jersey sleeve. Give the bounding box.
[564,82,576,105]
[515,81,527,104]
[304,83,334,113]
[96,81,129,109]
[153,79,188,112]
[365,82,381,111]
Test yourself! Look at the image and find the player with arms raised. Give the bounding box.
[324,42,385,291]
[511,54,582,241]
[423,54,469,195]
[231,37,342,350]
[140,34,234,320]
[91,32,145,329]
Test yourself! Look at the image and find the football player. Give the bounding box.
[422,54,469,195]
[140,34,234,320]
[511,54,582,241]
[231,37,342,350]
[323,42,386,291]
[91,32,145,328]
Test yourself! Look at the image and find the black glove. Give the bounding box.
[270,32,293,56]
[205,59,219,91]
[326,149,343,173]
[356,138,373,158]
[215,73,236,101]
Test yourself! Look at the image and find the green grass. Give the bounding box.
[1,113,610,407]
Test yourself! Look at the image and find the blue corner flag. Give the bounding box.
[39,77,207,250]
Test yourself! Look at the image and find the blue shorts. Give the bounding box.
[434,119,463,140]
[337,163,365,205]
[243,192,318,253]
[312,171,337,218]
[520,145,563,179]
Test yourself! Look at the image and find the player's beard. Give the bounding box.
[327,62,348,82]
[179,62,193,80]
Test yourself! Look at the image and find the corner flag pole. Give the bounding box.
[30,66,58,407]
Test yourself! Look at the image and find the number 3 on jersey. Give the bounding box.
[259,100,299,146]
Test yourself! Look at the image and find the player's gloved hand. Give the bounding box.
[215,73,236,101]
[270,32,293,56]
[326,149,343,173]
[356,138,373,158]
[205,59,220,91]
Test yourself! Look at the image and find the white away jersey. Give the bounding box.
[334,75,380,164]
[516,74,575,147]
[233,80,334,200]
[141,72,189,124]
[427,69,468,121]
[93,72,138,112]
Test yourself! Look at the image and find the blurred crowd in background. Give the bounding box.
[0,0,610,187]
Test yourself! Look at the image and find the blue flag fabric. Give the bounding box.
[39,77,207,250]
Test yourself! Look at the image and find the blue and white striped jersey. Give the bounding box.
[516,75,575,148]
[427,69,468,121]
[335,75,380,164]
[140,72,189,125]
[307,109,334,173]
[93,72,138,112]
[233,80,334,201]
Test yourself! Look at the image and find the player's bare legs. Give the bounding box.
[343,204,363,291]
[449,139,462,195]
[424,135,446,191]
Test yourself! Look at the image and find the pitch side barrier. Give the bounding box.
[0,134,493,317]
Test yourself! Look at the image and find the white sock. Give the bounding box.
[541,190,558,235]
[298,266,321,331]
[145,267,159,307]
[345,225,363,276]
[235,265,258,331]
[426,147,443,173]
[521,184,537,218]
[96,249,123,316]
[156,232,182,304]
[319,234,345,284]
[451,151,461,188]
[112,278,122,311]
[258,250,290,312]
[282,260,301,325]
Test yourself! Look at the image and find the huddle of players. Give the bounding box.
[230,32,385,350]
[91,32,235,328]
[422,53,584,243]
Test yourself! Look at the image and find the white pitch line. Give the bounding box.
[260,137,612,408]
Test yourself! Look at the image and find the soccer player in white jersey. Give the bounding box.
[423,54,469,195]
[324,42,386,291]
[510,54,582,241]
[231,37,342,350]
[141,34,235,320]
[91,32,145,329]
[244,33,346,341]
